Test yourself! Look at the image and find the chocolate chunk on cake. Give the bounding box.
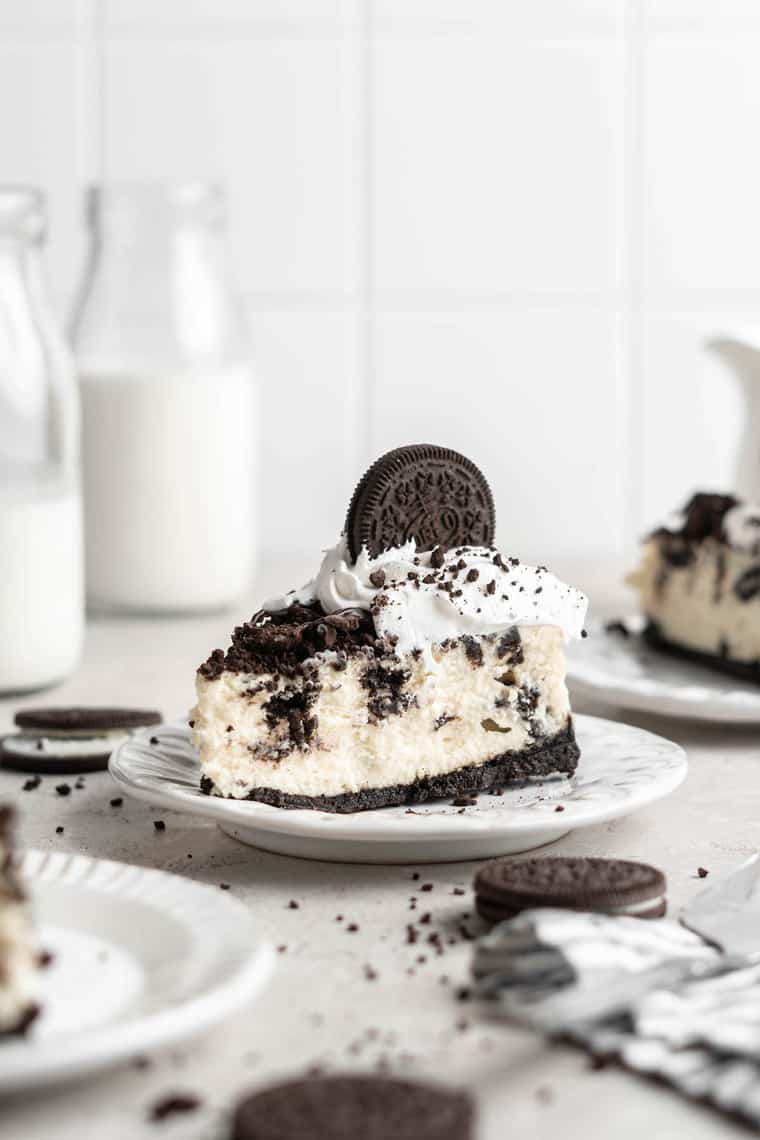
[0,806,39,1035]
[192,445,588,812]
[628,492,760,682]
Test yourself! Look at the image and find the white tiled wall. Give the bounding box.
[3,0,757,563]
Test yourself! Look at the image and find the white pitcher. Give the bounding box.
[708,332,760,502]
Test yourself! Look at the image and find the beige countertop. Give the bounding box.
[0,556,756,1139]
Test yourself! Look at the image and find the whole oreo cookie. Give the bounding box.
[232,1075,474,1140]
[345,444,495,560]
[474,856,667,923]
[2,706,163,774]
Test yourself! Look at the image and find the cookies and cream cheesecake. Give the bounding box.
[0,806,39,1035]
[628,491,760,681]
[192,445,588,811]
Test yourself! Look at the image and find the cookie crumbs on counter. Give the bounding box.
[149,1093,202,1122]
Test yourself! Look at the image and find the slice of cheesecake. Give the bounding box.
[192,540,588,812]
[628,491,760,682]
[0,806,39,1035]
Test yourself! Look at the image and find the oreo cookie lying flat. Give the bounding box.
[232,1075,474,1140]
[345,444,495,560]
[1,706,162,774]
[474,856,667,924]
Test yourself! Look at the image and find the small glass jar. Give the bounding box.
[71,181,257,613]
[0,187,84,692]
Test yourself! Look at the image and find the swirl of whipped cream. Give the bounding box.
[264,538,588,659]
[723,502,760,554]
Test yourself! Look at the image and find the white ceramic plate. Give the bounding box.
[568,617,760,724]
[0,850,274,1092]
[109,717,687,864]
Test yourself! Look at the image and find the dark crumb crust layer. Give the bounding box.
[643,621,760,686]
[199,724,579,813]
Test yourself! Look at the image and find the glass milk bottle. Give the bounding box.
[71,182,256,613]
[0,188,84,692]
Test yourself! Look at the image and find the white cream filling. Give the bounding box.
[192,626,572,799]
[3,732,127,758]
[603,895,665,916]
[264,537,587,662]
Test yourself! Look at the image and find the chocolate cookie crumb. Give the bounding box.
[110,797,123,808]
[697,866,709,878]
[153,820,166,832]
[149,1093,201,1122]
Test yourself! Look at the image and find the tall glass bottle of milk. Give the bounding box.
[71,182,256,613]
[0,188,84,692]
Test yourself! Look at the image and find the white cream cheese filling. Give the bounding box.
[193,626,572,800]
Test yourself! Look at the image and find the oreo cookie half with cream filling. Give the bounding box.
[192,445,588,812]
[628,492,760,683]
[0,806,40,1036]
[474,856,667,924]
[1,706,162,774]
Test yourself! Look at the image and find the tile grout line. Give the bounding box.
[622,0,647,550]
[357,0,375,469]
[74,0,105,190]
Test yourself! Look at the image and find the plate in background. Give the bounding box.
[109,717,687,865]
[568,618,760,724]
[0,849,274,1093]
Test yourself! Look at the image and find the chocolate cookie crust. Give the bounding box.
[200,723,579,812]
[474,855,666,922]
[643,621,760,686]
[345,444,495,560]
[231,1074,474,1140]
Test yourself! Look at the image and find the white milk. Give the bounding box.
[81,367,256,612]
[0,487,84,691]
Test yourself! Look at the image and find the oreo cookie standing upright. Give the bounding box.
[345,444,495,559]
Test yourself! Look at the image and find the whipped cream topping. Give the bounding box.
[723,503,760,554]
[264,538,588,660]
